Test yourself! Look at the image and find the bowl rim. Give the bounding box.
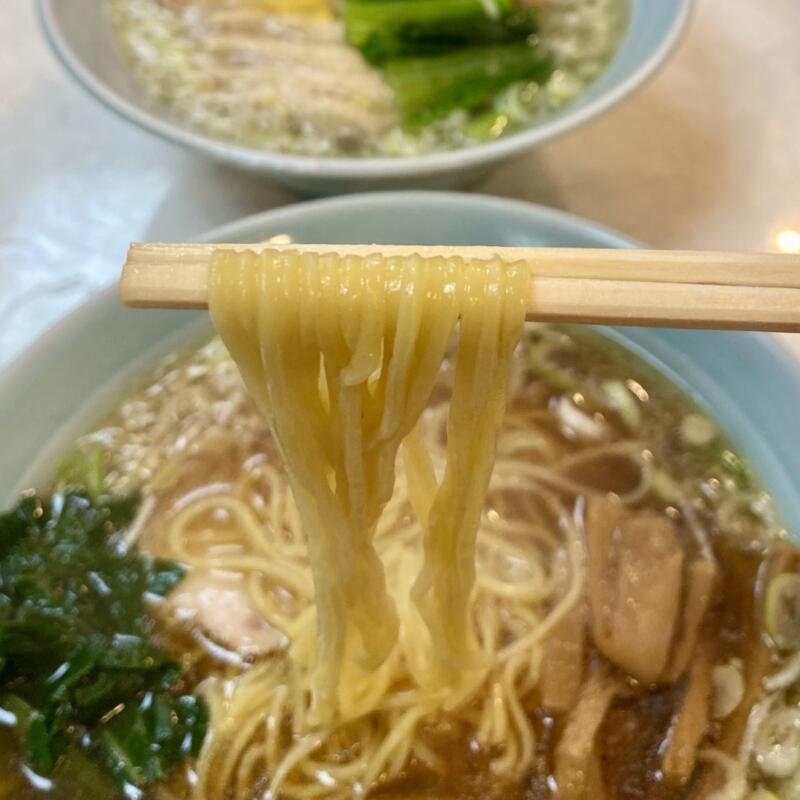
[38,0,693,178]
[3,189,798,379]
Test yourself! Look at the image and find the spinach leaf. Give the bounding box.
[101,692,207,787]
[0,490,206,797]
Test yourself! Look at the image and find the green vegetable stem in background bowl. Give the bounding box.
[345,0,555,132]
[345,0,539,62]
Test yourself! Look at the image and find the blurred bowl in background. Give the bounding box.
[39,0,691,194]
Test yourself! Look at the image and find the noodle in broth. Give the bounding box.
[30,306,797,800]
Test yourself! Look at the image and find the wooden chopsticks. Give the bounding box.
[120,243,800,332]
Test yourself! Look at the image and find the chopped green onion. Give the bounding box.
[754,706,800,778]
[602,380,641,430]
[711,663,744,719]
[651,469,681,503]
[718,449,752,490]
[765,573,800,651]
[680,413,716,448]
[55,442,107,496]
[747,790,779,800]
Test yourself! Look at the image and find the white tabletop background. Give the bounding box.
[2,0,799,367]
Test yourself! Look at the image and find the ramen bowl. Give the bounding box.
[39,0,692,195]
[2,191,799,522]
[3,192,800,799]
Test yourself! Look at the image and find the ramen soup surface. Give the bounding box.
[108,0,627,157]
[2,325,799,799]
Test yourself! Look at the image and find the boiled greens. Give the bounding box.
[0,491,206,797]
[344,0,555,129]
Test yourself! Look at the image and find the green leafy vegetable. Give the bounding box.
[384,41,554,128]
[344,0,554,129]
[0,490,205,797]
[718,448,753,490]
[101,692,207,788]
[345,0,536,63]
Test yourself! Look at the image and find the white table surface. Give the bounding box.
[2,0,799,368]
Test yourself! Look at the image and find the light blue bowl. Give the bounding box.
[39,0,692,194]
[1,192,798,532]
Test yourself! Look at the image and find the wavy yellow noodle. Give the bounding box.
[209,248,525,714]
